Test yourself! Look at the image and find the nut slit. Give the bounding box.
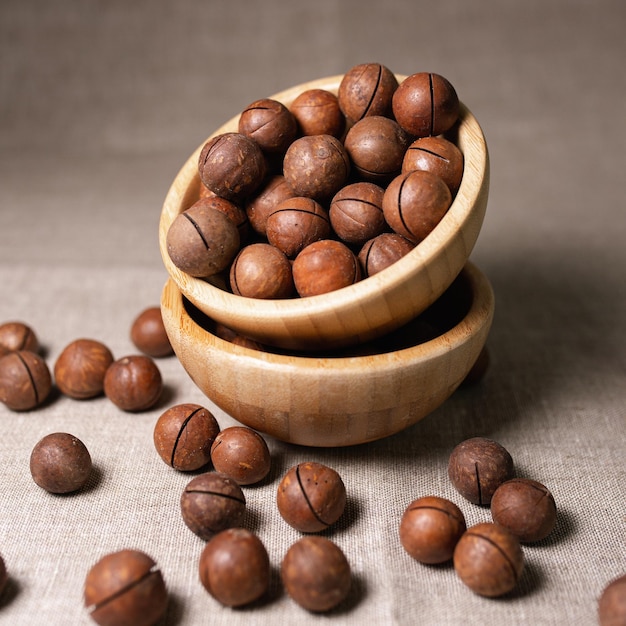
[362,64,383,120]
[465,531,521,582]
[428,73,435,137]
[170,406,204,468]
[475,462,483,505]
[396,175,414,238]
[408,147,450,162]
[295,464,329,528]
[87,566,161,614]
[184,489,245,504]
[183,213,211,250]
[15,351,38,405]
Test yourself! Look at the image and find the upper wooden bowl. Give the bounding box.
[159,75,490,351]
[161,262,494,447]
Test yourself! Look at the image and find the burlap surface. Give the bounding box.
[1,1,624,624]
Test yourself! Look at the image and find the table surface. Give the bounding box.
[1,1,625,624]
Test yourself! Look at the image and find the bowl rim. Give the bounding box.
[159,74,489,347]
[162,261,494,374]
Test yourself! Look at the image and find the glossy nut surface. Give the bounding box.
[338,62,398,122]
[448,437,514,505]
[290,88,345,138]
[329,182,386,245]
[153,403,220,471]
[84,549,167,626]
[180,472,246,540]
[490,478,557,542]
[210,426,271,485]
[0,321,39,354]
[453,522,523,597]
[0,350,52,411]
[281,536,351,612]
[103,355,162,412]
[54,338,114,399]
[382,169,452,244]
[130,307,173,358]
[276,461,346,532]
[598,574,626,626]
[199,528,270,607]
[198,132,267,201]
[30,432,92,494]
[399,495,466,564]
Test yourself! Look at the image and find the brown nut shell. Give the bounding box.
[598,574,626,626]
[329,182,386,246]
[358,232,415,277]
[402,135,464,194]
[283,135,350,201]
[266,196,330,259]
[84,549,167,626]
[292,240,361,297]
[245,175,297,236]
[0,350,52,411]
[399,495,466,564]
[199,528,270,607]
[239,98,297,154]
[490,478,557,543]
[0,321,39,354]
[453,522,524,597]
[130,307,173,358]
[30,432,92,494]
[382,170,452,244]
[103,355,162,412]
[153,403,220,471]
[448,437,515,506]
[338,62,398,123]
[198,132,267,201]
[180,472,246,540]
[290,88,345,138]
[276,461,346,533]
[54,338,114,399]
[281,536,351,612]
[229,243,294,299]
[392,72,459,137]
[166,202,240,278]
[210,426,271,485]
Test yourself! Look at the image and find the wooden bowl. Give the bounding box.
[160,262,495,447]
[159,74,490,351]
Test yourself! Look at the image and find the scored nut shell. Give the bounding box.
[180,472,246,540]
[0,350,52,411]
[84,549,168,626]
[276,461,346,533]
[198,132,267,201]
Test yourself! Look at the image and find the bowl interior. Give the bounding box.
[161,262,495,447]
[159,75,490,351]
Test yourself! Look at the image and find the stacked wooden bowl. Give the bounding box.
[159,74,492,446]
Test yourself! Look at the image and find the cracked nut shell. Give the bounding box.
[153,403,220,471]
[277,462,346,533]
[180,472,246,540]
[453,522,524,597]
[84,549,167,626]
[490,478,557,543]
[399,495,467,564]
[448,437,515,506]
[0,350,52,411]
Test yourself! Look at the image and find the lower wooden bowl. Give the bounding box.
[161,262,494,447]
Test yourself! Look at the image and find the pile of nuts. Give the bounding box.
[400,436,556,598]
[166,63,466,299]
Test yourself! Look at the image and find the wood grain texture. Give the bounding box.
[160,262,494,447]
[159,75,490,351]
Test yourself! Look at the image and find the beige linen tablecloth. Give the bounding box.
[1,1,624,624]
